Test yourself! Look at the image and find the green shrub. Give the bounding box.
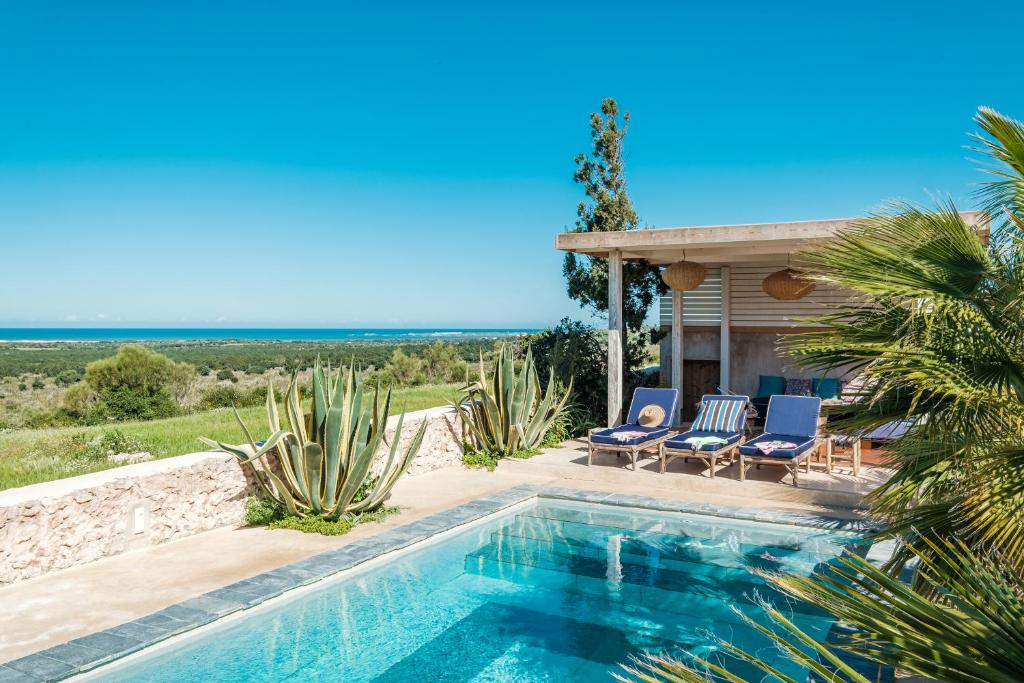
[245,365,267,375]
[31,378,45,390]
[526,319,606,431]
[101,386,178,421]
[197,365,212,376]
[244,496,285,526]
[198,385,265,410]
[215,369,236,382]
[62,345,194,422]
[422,342,468,383]
[55,369,81,387]
[28,429,150,476]
[249,499,398,536]
[380,348,426,386]
[99,429,147,455]
[268,515,355,535]
[462,450,501,471]
[17,383,26,391]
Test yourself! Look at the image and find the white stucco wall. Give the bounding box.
[0,407,463,584]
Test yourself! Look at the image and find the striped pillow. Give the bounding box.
[692,399,745,433]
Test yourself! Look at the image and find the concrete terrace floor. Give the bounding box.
[0,439,890,664]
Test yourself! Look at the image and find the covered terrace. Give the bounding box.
[556,213,987,426]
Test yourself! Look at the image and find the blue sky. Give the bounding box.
[1,1,1021,328]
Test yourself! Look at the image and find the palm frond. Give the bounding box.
[621,540,1024,683]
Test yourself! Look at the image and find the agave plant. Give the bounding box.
[454,344,571,457]
[201,358,426,520]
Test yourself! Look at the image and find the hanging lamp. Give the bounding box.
[762,254,815,301]
[661,251,706,291]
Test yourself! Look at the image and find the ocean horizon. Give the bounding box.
[0,328,540,343]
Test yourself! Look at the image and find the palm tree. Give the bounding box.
[618,107,1024,682]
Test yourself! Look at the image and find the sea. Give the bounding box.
[0,328,538,343]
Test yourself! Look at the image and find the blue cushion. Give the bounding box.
[738,433,816,459]
[624,388,678,428]
[812,377,840,400]
[591,425,669,446]
[756,375,785,398]
[665,430,742,452]
[764,395,821,438]
[691,394,749,433]
[863,418,914,442]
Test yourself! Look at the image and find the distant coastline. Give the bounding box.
[0,328,539,343]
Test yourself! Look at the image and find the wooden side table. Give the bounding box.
[825,435,862,476]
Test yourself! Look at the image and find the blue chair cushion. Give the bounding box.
[756,375,785,398]
[812,377,840,400]
[591,425,669,446]
[624,388,679,427]
[692,394,749,433]
[738,433,817,459]
[764,395,821,438]
[863,418,914,442]
[665,430,742,452]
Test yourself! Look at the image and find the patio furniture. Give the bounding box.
[737,395,824,486]
[660,394,749,477]
[826,418,913,476]
[588,388,679,471]
[750,375,784,421]
[826,434,862,476]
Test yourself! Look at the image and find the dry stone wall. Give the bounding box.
[0,407,463,584]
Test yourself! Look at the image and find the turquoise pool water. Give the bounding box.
[90,500,861,682]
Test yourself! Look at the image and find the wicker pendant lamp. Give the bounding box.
[661,252,706,291]
[762,256,815,301]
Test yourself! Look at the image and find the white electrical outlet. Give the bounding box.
[132,507,146,534]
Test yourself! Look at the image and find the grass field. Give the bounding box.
[0,383,461,491]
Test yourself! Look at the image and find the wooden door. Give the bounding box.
[682,360,721,422]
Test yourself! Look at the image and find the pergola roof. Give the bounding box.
[555,211,988,265]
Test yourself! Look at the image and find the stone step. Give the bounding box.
[502,512,845,573]
[487,526,825,580]
[464,539,830,620]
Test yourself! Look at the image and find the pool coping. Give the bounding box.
[0,485,883,682]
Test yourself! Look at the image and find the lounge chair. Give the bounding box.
[736,395,823,486]
[587,388,679,471]
[660,394,749,477]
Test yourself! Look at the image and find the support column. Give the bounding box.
[720,265,731,392]
[607,249,624,426]
[671,289,684,425]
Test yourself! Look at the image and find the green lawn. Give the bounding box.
[0,383,461,491]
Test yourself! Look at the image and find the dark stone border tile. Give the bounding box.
[3,485,539,681]
[6,482,887,681]
[0,665,41,683]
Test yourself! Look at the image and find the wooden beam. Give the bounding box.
[608,249,624,426]
[671,289,683,424]
[554,211,987,260]
[720,265,731,392]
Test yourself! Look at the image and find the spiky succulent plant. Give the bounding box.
[454,344,570,457]
[202,359,426,520]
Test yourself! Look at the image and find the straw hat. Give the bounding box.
[637,404,666,427]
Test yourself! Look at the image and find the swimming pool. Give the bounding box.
[81,498,863,682]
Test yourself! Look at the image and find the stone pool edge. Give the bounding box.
[0,485,886,683]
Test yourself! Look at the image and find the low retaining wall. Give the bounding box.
[0,407,463,585]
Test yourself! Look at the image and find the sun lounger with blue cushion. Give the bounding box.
[660,394,749,477]
[587,388,679,471]
[737,395,823,486]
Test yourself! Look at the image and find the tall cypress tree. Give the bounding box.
[563,98,665,395]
